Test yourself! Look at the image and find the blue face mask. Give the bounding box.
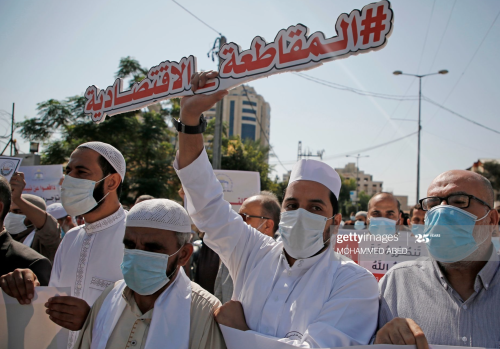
[369,217,396,235]
[424,205,489,263]
[411,224,425,236]
[121,246,183,295]
[354,220,365,230]
[350,216,356,221]
[492,237,500,253]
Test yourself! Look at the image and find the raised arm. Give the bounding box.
[177,71,228,170]
[10,172,48,229]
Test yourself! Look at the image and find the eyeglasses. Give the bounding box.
[239,213,271,222]
[419,194,491,211]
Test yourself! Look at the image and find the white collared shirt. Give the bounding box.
[49,206,127,349]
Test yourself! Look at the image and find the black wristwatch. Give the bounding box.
[172,115,207,134]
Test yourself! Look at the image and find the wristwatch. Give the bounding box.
[172,114,207,134]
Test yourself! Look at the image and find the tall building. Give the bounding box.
[204,85,270,147]
[335,163,383,196]
[468,158,500,206]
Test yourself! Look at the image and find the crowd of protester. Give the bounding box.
[1,71,499,348]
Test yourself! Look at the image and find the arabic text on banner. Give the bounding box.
[19,165,64,205]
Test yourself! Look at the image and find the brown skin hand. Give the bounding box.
[65,148,121,224]
[282,180,342,267]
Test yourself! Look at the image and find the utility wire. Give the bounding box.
[171,0,223,36]
[270,131,417,165]
[294,73,419,101]
[240,85,289,172]
[427,0,456,73]
[423,96,500,135]
[426,8,500,125]
[416,0,436,74]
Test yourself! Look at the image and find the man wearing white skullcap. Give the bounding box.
[47,199,226,349]
[1,141,128,349]
[46,203,77,238]
[172,71,379,347]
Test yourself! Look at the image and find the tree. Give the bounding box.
[482,161,500,192]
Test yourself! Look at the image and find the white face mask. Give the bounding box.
[5,213,32,235]
[61,175,110,217]
[279,208,333,259]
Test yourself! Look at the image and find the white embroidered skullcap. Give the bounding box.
[288,159,341,199]
[77,142,126,181]
[126,199,191,233]
[46,203,69,220]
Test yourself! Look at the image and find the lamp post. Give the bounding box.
[393,69,448,203]
[346,154,369,211]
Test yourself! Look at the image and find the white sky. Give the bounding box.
[1,0,499,204]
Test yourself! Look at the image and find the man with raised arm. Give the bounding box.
[173,71,378,347]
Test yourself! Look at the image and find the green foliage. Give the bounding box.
[481,161,500,191]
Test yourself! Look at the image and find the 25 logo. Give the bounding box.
[415,234,430,243]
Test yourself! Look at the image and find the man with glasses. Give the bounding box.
[375,170,500,347]
[214,191,281,304]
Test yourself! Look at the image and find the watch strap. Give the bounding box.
[172,115,207,134]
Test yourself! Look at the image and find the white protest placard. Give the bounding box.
[358,231,428,281]
[84,0,393,123]
[220,325,486,349]
[19,165,64,205]
[0,156,23,181]
[0,287,70,349]
[214,170,260,212]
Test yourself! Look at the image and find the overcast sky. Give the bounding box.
[1,0,499,204]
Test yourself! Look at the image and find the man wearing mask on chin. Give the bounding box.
[367,192,402,236]
[174,71,378,347]
[376,170,500,348]
[0,141,127,349]
[47,199,225,349]
[6,176,60,262]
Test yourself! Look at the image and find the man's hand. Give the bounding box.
[214,300,250,331]
[0,268,39,304]
[375,318,428,349]
[45,296,90,331]
[180,71,228,125]
[9,172,26,202]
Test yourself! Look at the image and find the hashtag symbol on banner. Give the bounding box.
[360,5,387,45]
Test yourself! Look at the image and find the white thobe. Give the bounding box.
[174,149,379,348]
[49,206,127,349]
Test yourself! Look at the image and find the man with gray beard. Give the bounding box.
[375,170,500,348]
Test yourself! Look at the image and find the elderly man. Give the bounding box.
[47,203,77,238]
[6,175,60,262]
[173,71,378,347]
[0,141,128,349]
[45,199,225,349]
[376,170,500,347]
[0,176,52,287]
[367,192,402,235]
[214,191,281,304]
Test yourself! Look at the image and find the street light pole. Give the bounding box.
[393,69,448,203]
[346,153,369,211]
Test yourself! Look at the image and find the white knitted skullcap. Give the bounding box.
[77,142,126,181]
[288,159,341,199]
[126,199,191,233]
[46,203,68,220]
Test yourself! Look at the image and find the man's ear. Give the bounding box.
[406,218,411,226]
[265,220,275,236]
[104,173,121,193]
[177,243,194,267]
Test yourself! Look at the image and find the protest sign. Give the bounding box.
[0,287,70,349]
[220,325,485,349]
[214,170,260,212]
[0,156,22,181]
[19,165,64,205]
[84,0,394,123]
